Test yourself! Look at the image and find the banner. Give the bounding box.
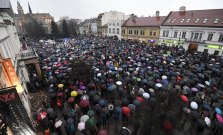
[2,58,23,93]
[0,87,35,135]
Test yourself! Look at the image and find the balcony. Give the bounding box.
[185,38,205,44]
[16,46,38,60]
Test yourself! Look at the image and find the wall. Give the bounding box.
[101,11,130,26]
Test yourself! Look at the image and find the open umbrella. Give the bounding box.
[98,99,106,106]
[216,114,223,124]
[136,97,144,103]
[101,107,109,114]
[164,120,173,131]
[93,95,101,102]
[81,95,89,100]
[190,101,198,110]
[68,97,74,103]
[202,103,212,111]
[116,81,122,86]
[86,118,96,127]
[192,111,200,119]
[98,130,107,135]
[67,118,74,125]
[48,111,57,120]
[122,107,131,115]
[55,120,62,128]
[143,93,150,99]
[197,119,206,127]
[204,117,211,127]
[180,95,188,102]
[58,84,64,88]
[115,106,122,114]
[46,108,54,114]
[71,91,78,97]
[78,122,85,131]
[128,104,135,112]
[63,108,71,116]
[107,103,114,110]
[38,112,47,120]
[80,115,89,123]
[87,110,95,117]
[57,92,63,97]
[80,99,90,107]
[215,107,222,115]
[120,127,131,135]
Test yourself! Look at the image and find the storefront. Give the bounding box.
[198,45,223,55]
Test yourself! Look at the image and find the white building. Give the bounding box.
[107,20,126,40]
[159,7,223,55]
[91,19,97,34]
[0,0,40,117]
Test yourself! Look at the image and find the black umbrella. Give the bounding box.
[192,111,200,119]
[197,119,206,127]
[120,127,131,135]
[122,98,129,106]
[89,91,97,97]
[49,111,57,120]
[63,108,71,116]
[93,95,101,102]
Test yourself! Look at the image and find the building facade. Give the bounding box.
[0,0,41,117]
[107,20,126,40]
[159,7,223,55]
[121,13,166,44]
[14,1,53,35]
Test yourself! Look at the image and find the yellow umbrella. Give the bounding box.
[58,84,64,88]
[71,91,78,97]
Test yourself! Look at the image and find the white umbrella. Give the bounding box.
[116,81,122,86]
[162,75,167,80]
[78,122,85,131]
[138,88,144,93]
[205,117,211,127]
[80,115,89,123]
[156,83,162,88]
[97,73,101,77]
[143,93,150,99]
[190,101,198,110]
[95,68,99,71]
[55,120,62,128]
[149,88,154,93]
[205,81,210,86]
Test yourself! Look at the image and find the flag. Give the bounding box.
[22,43,27,50]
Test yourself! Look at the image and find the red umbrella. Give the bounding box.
[38,112,47,120]
[98,130,107,135]
[136,97,144,103]
[164,120,173,131]
[68,97,74,103]
[57,92,63,97]
[122,107,131,115]
[79,82,84,86]
[213,87,218,91]
[203,110,210,117]
[177,76,182,80]
[180,95,188,102]
[80,99,90,107]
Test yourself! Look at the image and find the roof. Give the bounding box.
[102,23,108,28]
[97,13,104,20]
[163,9,223,27]
[71,19,81,24]
[122,16,167,27]
[32,13,53,19]
[80,19,92,27]
[0,0,10,8]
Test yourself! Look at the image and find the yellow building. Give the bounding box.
[121,16,166,44]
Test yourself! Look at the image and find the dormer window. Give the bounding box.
[167,19,171,23]
[186,19,191,23]
[180,19,185,23]
[214,18,219,24]
[203,19,208,23]
[195,19,199,23]
[172,19,176,23]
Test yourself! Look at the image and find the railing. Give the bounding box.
[185,38,205,44]
[16,46,38,60]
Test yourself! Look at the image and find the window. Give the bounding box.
[180,19,185,23]
[199,33,202,40]
[167,19,171,23]
[113,28,115,33]
[117,28,119,34]
[117,23,119,26]
[207,34,213,41]
[218,34,223,42]
[113,23,115,26]
[109,28,111,33]
[203,19,208,23]
[163,31,166,37]
[186,19,191,23]
[191,33,194,39]
[194,33,199,39]
[166,31,169,37]
[122,29,125,34]
[195,19,199,23]
[214,18,219,24]
[153,31,156,36]
[149,31,153,36]
[172,19,176,23]
[134,30,138,35]
[182,32,186,38]
[174,32,178,38]
[140,30,145,35]
[109,23,111,26]
[129,30,132,35]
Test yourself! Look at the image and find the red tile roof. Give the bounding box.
[122,16,167,27]
[163,9,223,27]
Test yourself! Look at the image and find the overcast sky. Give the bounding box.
[11,0,223,21]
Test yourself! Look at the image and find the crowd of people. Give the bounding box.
[31,36,223,135]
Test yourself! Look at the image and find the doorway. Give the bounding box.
[188,43,198,51]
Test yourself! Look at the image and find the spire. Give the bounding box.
[28,2,32,14]
[17,0,24,14]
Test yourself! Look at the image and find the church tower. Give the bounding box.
[28,2,32,14]
[17,1,24,14]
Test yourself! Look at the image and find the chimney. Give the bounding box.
[156,11,160,17]
[179,6,186,12]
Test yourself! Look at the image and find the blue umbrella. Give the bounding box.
[162,80,169,84]
[48,72,52,76]
[107,86,114,92]
[118,87,124,93]
[47,89,54,93]
[57,74,63,78]
[121,65,127,68]
[158,69,164,72]
[202,103,212,111]
[98,99,106,106]
[109,66,114,70]
[133,100,141,106]
[215,107,222,115]
[115,106,122,114]
[142,79,148,84]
